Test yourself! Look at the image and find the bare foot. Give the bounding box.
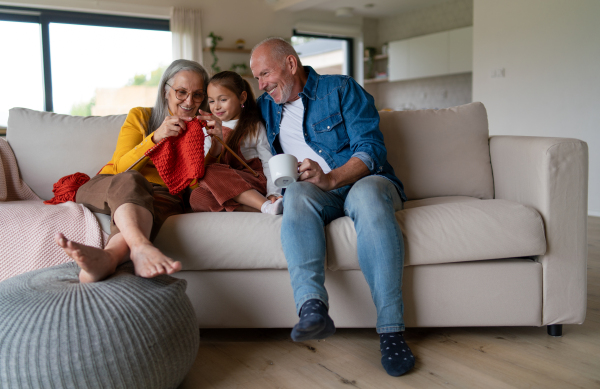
[55,233,119,283]
[129,243,182,278]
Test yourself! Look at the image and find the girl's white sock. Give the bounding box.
[261,198,284,215]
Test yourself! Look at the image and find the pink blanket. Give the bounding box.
[0,138,106,281]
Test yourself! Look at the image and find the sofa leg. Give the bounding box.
[547,324,562,337]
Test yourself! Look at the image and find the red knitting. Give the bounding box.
[44,172,90,205]
[145,117,206,194]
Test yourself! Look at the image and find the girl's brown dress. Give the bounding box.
[189,126,267,212]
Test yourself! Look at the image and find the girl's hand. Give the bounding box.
[267,195,283,203]
[197,110,223,140]
[153,115,192,143]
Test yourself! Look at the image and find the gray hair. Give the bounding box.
[147,59,210,135]
[250,37,303,68]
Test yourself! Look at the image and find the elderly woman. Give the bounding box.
[55,59,210,283]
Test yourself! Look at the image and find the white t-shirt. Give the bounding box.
[279,98,331,174]
[222,119,281,197]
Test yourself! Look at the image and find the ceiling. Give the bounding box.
[266,0,451,18]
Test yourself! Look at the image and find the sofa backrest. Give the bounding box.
[7,108,125,200]
[7,103,494,201]
[379,102,494,200]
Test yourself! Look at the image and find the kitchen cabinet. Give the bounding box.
[388,26,472,82]
[388,40,409,81]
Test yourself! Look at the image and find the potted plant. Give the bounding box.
[206,32,223,73]
[230,63,248,75]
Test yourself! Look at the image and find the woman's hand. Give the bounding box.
[153,115,193,143]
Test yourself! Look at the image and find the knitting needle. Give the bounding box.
[125,135,259,178]
[210,135,259,177]
[125,156,149,172]
[124,139,165,172]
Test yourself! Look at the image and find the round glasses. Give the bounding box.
[166,83,205,103]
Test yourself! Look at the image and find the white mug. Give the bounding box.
[269,154,299,188]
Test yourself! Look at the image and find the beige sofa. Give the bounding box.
[5,102,588,335]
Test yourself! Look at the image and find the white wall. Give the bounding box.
[473,0,600,215]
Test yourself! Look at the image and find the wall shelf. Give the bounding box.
[364,54,388,62]
[364,77,389,84]
[203,47,251,54]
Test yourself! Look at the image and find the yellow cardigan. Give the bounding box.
[99,107,165,186]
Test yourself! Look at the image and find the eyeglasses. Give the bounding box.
[166,83,205,103]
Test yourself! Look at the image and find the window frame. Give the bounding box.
[0,5,169,112]
[292,29,354,79]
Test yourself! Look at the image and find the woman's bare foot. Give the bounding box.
[129,243,182,278]
[55,233,119,283]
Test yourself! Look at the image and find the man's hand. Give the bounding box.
[298,157,371,192]
[298,158,335,191]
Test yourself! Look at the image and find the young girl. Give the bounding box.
[190,71,283,214]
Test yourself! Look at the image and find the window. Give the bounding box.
[49,24,171,117]
[0,17,44,127]
[0,6,170,127]
[291,31,353,78]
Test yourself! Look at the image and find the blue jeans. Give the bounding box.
[281,175,405,333]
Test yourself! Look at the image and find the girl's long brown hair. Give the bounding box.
[208,71,261,151]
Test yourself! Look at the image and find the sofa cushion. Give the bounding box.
[155,197,545,271]
[327,198,546,270]
[7,108,125,200]
[403,195,480,209]
[379,102,494,200]
[154,212,287,271]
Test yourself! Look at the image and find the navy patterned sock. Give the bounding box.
[290,299,336,342]
[380,332,415,376]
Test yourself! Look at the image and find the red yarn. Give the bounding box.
[44,172,91,205]
[145,118,206,194]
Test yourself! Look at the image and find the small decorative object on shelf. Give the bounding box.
[381,43,388,56]
[207,32,223,73]
[364,47,377,79]
[230,63,248,75]
[235,39,246,50]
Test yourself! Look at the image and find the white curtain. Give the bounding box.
[171,8,203,63]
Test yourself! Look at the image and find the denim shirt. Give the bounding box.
[256,66,406,201]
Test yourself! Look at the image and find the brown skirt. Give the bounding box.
[76,171,186,242]
[189,160,267,212]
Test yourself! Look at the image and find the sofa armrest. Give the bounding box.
[1,137,10,200]
[490,135,588,325]
[0,137,39,202]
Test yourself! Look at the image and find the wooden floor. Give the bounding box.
[180,217,600,389]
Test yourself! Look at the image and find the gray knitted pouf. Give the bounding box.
[0,262,199,389]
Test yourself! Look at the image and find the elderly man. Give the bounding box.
[250,37,414,377]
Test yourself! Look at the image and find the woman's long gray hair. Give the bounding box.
[147,59,210,135]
